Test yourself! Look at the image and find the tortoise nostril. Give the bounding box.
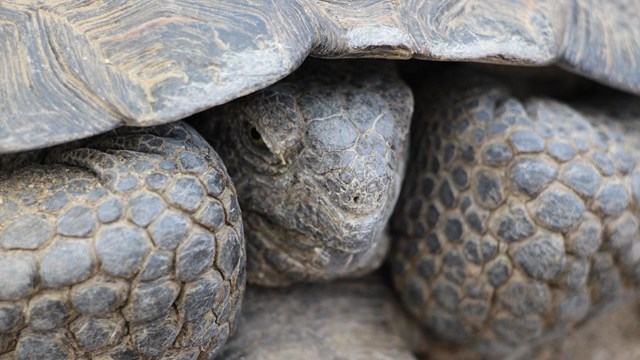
[353,196,360,203]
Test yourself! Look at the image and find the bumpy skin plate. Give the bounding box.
[219,275,417,360]
[0,123,245,358]
[391,73,640,356]
[195,60,412,286]
[1,0,638,153]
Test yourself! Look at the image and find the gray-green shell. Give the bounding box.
[1,0,639,152]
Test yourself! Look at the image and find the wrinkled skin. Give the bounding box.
[196,60,413,286]
[391,72,640,356]
[0,123,245,359]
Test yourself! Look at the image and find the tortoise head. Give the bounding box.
[197,60,412,285]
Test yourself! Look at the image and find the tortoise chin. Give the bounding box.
[242,209,391,286]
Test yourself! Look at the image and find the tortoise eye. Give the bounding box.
[247,123,267,148]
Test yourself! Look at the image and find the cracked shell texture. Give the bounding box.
[195,59,412,286]
[1,0,639,154]
[219,275,418,360]
[391,71,640,356]
[0,122,245,359]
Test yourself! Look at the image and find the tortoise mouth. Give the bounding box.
[243,209,390,283]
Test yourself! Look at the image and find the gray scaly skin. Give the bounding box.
[391,73,640,356]
[0,123,245,359]
[195,60,412,286]
[219,275,418,360]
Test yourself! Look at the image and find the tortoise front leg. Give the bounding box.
[391,74,640,356]
[0,122,245,359]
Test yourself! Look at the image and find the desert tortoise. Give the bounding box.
[1,0,640,358]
